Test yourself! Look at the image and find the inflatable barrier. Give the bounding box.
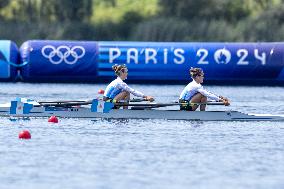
[20,40,284,84]
[0,40,19,81]
[20,40,98,82]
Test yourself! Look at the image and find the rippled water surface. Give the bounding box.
[0,83,284,189]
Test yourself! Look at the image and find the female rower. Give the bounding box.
[179,67,230,111]
[103,64,154,106]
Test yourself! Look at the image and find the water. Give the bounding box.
[0,83,284,189]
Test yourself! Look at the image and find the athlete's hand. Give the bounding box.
[219,96,230,106]
[223,98,230,106]
[145,96,155,102]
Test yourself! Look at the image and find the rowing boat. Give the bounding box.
[0,99,284,121]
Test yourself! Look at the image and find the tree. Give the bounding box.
[131,17,190,41]
[51,0,93,22]
[0,0,9,8]
[0,0,9,20]
[158,0,250,22]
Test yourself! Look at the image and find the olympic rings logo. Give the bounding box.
[41,45,85,65]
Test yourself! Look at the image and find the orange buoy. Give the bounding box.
[48,115,59,123]
[19,130,31,139]
[98,89,105,94]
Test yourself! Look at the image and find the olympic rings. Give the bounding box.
[41,45,85,65]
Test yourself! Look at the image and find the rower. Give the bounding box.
[179,67,230,111]
[103,64,154,108]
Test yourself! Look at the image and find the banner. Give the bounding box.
[99,42,284,83]
[20,40,98,82]
[20,40,284,84]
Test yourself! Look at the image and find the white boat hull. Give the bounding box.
[1,106,284,121]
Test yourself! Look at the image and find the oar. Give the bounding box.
[38,98,147,104]
[114,101,226,108]
[37,98,148,107]
[38,100,87,104]
[38,101,93,107]
[90,100,226,113]
[128,98,149,102]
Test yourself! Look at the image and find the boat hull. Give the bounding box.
[0,106,284,121]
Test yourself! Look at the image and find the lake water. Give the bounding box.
[0,83,284,189]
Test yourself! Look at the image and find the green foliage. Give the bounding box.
[0,0,9,9]
[0,0,9,20]
[186,19,241,42]
[158,0,251,22]
[1,0,284,43]
[92,0,158,23]
[241,4,284,41]
[130,17,190,41]
[131,18,242,42]
[50,0,93,22]
[92,21,121,40]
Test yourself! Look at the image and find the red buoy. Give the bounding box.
[19,130,31,139]
[48,116,59,123]
[98,89,105,94]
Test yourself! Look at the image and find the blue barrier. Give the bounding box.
[19,40,284,84]
[0,40,19,81]
[99,42,284,83]
[20,40,98,82]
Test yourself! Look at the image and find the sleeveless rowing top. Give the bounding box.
[104,77,144,99]
[179,80,220,101]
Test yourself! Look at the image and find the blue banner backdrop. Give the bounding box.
[19,40,284,84]
[20,40,98,82]
[99,42,284,83]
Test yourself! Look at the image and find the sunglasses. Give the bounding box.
[122,69,128,73]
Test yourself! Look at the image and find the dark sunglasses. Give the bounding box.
[122,69,128,73]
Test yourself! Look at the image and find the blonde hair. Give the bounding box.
[189,67,204,78]
[112,64,127,76]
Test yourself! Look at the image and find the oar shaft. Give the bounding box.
[114,102,225,107]
[38,101,92,107]
[38,98,145,105]
[36,99,224,108]
[39,100,87,104]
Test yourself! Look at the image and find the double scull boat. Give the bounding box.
[0,98,283,121]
